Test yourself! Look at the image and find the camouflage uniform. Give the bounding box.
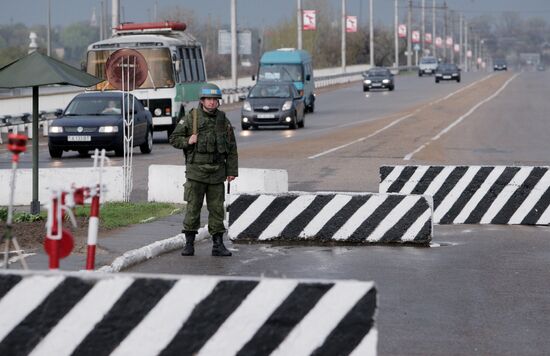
[169,102,238,253]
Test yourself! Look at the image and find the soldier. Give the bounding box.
[169,83,238,257]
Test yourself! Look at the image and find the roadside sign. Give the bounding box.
[435,37,443,48]
[446,36,453,47]
[467,50,472,58]
[412,31,420,43]
[454,44,460,53]
[413,43,420,51]
[303,10,316,30]
[346,16,357,33]
[425,33,432,44]
[398,24,407,38]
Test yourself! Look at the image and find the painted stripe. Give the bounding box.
[0,275,64,343]
[379,166,404,193]
[369,196,422,242]
[197,280,298,356]
[236,283,333,356]
[535,200,550,225]
[279,195,335,240]
[228,195,257,225]
[440,167,494,224]
[433,166,481,222]
[422,166,455,197]
[30,277,134,356]
[160,280,258,355]
[453,166,506,224]
[311,287,377,355]
[111,278,218,356]
[229,195,277,238]
[480,167,532,224]
[238,196,298,240]
[386,166,418,193]
[401,209,432,242]
[71,278,175,356]
[0,277,93,356]
[258,195,316,240]
[497,167,548,224]
[0,274,22,300]
[379,166,395,182]
[271,281,375,356]
[332,195,386,241]
[431,166,468,208]
[465,167,520,224]
[399,166,430,194]
[523,187,550,224]
[411,166,445,194]
[312,196,369,241]
[380,198,431,242]
[512,171,550,224]
[349,329,378,356]
[299,195,353,239]
[87,217,99,244]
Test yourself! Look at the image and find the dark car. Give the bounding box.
[362,67,395,91]
[48,92,153,158]
[537,63,546,71]
[493,59,507,71]
[435,63,461,83]
[241,82,305,130]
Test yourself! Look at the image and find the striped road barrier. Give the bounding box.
[380,165,550,225]
[0,270,378,356]
[228,192,433,244]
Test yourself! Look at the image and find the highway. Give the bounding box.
[2,69,549,354]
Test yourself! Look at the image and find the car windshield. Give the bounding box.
[421,58,437,64]
[439,64,457,71]
[367,70,389,77]
[258,64,303,82]
[65,97,122,116]
[249,85,292,98]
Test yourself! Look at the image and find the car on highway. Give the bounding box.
[48,92,153,158]
[241,82,305,130]
[435,63,461,83]
[418,56,439,76]
[362,67,395,92]
[537,63,546,71]
[493,59,508,71]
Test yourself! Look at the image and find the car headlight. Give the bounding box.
[436,73,442,76]
[242,101,252,111]
[282,100,293,111]
[382,79,390,84]
[452,73,458,76]
[99,126,119,133]
[364,79,372,84]
[49,126,63,133]
[154,108,162,116]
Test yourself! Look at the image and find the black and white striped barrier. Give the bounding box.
[380,165,550,225]
[229,192,433,244]
[0,271,378,356]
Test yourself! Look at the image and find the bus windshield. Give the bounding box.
[87,48,175,89]
[258,64,303,82]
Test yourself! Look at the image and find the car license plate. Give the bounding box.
[372,83,381,87]
[443,75,451,79]
[257,114,275,119]
[68,135,91,142]
[425,70,432,73]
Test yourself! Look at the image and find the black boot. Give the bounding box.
[212,233,232,257]
[181,232,196,256]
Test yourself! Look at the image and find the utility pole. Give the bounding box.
[443,1,448,61]
[432,0,436,56]
[231,0,238,87]
[464,20,469,71]
[112,0,120,36]
[449,10,454,63]
[407,0,412,67]
[459,13,463,68]
[297,0,303,50]
[369,0,374,66]
[99,0,104,40]
[47,0,51,56]
[421,0,425,55]
[394,0,399,68]
[341,0,346,71]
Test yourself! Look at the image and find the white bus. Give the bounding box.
[86,21,207,138]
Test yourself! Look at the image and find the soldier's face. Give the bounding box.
[201,98,219,112]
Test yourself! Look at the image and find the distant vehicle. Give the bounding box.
[85,21,206,139]
[362,67,395,91]
[255,48,315,112]
[418,56,439,76]
[493,59,508,71]
[537,63,546,71]
[48,92,153,158]
[435,63,461,83]
[241,82,305,130]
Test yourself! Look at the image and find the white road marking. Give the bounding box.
[404,73,519,160]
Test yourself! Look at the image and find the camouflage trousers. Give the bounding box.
[183,179,226,235]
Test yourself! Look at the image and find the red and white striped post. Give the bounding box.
[86,185,100,270]
[46,192,62,270]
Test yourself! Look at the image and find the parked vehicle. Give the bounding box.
[48,92,153,158]
[493,59,508,71]
[435,63,461,83]
[418,56,439,76]
[254,48,315,112]
[241,82,305,130]
[362,67,395,92]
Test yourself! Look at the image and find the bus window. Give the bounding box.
[196,48,205,81]
[184,48,194,82]
[189,48,198,81]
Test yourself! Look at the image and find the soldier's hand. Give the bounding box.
[188,134,198,145]
[227,176,235,182]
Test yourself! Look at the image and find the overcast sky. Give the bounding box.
[2,0,550,29]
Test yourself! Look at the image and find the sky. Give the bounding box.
[1,0,550,29]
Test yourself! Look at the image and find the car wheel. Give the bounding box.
[418,72,422,77]
[457,78,461,83]
[140,128,153,154]
[49,145,62,159]
[78,150,89,156]
[389,85,395,91]
[289,116,297,130]
[435,79,440,83]
[298,114,305,128]
[241,123,250,130]
[307,96,315,113]
[364,87,370,92]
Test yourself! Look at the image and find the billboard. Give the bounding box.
[303,10,316,30]
[346,16,357,33]
[398,24,407,38]
[218,30,252,55]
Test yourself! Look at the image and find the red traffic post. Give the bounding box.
[86,185,101,270]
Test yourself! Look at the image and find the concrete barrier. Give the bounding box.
[0,270,378,356]
[0,167,124,205]
[228,192,433,244]
[380,165,550,225]
[148,165,288,203]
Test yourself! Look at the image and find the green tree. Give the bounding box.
[59,22,99,66]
